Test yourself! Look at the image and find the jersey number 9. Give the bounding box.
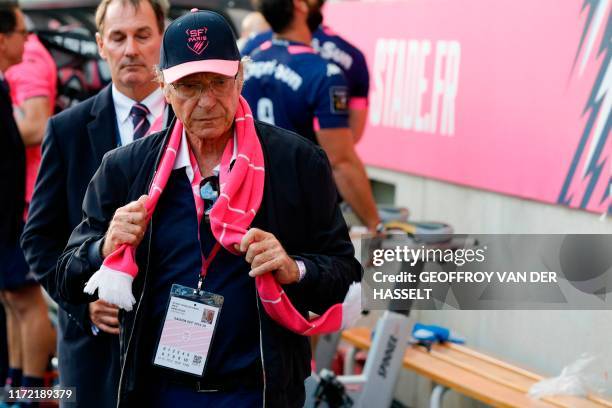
[257,98,275,125]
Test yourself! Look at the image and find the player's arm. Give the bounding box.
[313,64,379,231]
[316,127,379,232]
[15,96,50,146]
[348,49,370,144]
[348,107,368,144]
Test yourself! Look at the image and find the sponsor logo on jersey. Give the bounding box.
[330,86,348,113]
[326,63,342,77]
[313,38,354,70]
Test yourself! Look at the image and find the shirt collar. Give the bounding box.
[174,128,238,182]
[111,85,164,124]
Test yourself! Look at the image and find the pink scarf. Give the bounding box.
[84,96,360,335]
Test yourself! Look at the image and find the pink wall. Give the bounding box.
[325,0,610,214]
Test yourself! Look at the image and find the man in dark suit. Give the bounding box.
[21,0,168,406]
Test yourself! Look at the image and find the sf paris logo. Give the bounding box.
[186,27,209,55]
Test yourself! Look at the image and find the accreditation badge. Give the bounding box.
[153,284,223,377]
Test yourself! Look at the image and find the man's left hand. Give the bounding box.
[239,228,299,284]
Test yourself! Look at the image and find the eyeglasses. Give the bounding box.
[171,75,237,99]
[200,175,220,216]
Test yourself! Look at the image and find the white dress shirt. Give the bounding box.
[173,128,237,180]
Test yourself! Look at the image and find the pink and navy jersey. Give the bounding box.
[241,25,369,110]
[242,38,349,144]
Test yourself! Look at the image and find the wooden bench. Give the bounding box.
[342,327,612,408]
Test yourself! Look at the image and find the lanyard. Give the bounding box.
[188,147,221,292]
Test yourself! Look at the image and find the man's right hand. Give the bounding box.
[101,195,149,258]
[89,300,120,335]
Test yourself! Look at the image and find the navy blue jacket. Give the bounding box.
[55,121,362,407]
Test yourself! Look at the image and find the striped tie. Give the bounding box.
[130,103,151,141]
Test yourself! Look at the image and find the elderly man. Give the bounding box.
[55,9,361,408]
[21,0,168,406]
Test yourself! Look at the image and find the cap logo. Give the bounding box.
[186,27,209,55]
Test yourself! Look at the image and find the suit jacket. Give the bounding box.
[0,78,25,247]
[21,85,120,408]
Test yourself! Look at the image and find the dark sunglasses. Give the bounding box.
[200,175,220,215]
